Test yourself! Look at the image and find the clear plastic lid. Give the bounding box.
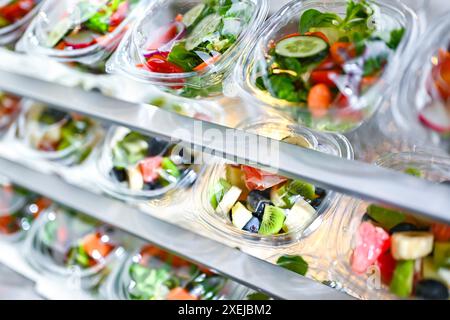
[26,204,124,288]
[96,126,201,202]
[332,152,450,300]
[106,244,249,300]
[196,117,354,247]
[394,13,450,154]
[235,0,418,133]
[16,0,149,68]
[0,91,21,134]
[0,0,43,46]
[15,100,100,165]
[107,0,269,98]
[0,176,51,240]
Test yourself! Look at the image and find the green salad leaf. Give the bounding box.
[299,9,341,34]
[276,255,309,276]
[167,42,203,72]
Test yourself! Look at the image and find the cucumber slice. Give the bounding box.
[185,14,222,51]
[275,35,327,58]
[183,3,205,27]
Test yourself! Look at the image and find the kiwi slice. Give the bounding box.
[287,180,316,201]
[258,205,285,236]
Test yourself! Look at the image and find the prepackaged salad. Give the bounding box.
[0,0,42,46]
[15,101,100,165]
[107,0,268,98]
[236,0,417,132]
[333,152,450,300]
[0,178,51,239]
[0,91,20,135]
[96,126,200,201]
[106,244,249,300]
[16,0,149,73]
[197,118,353,246]
[395,13,450,153]
[26,205,124,289]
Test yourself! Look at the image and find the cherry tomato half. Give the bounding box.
[310,69,340,87]
[145,57,184,73]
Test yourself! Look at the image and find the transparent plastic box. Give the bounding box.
[25,204,125,290]
[0,0,43,47]
[234,0,419,133]
[104,244,250,300]
[14,100,102,166]
[107,0,268,98]
[393,13,450,154]
[0,91,21,136]
[331,152,450,300]
[16,0,150,73]
[196,117,354,247]
[96,125,202,202]
[0,176,51,241]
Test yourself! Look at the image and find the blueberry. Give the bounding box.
[253,201,272,220]
[309,198,323,209]
[146,137,169,157]
[247,190,270,211]
[440,180,450,186]
[111,167,127,182]
[243,217,260,233]
[415,279,449,300]
[315,187,326,197]
[389,223,420,234]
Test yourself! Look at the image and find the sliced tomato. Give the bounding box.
[334,93,350,109]
[0,0,34,23]
[316,55,337,70]
[110,1,129,27]
[167,287,198,300]
[304,31,329,43]
[241,165,287,191]
[330,42,356,65]
[139,156,163,183]
[147,22,179,51]
[145,57,184,73]
[310,69,340,87]
[81,232,115,260]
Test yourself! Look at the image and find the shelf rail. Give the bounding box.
[0,157,351,300]
[0,70,449,223]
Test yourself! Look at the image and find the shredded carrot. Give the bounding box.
[193,54,221,72]
[175,14,183,22]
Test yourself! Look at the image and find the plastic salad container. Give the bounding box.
[196,118,353,247]
[0,0,43,47]
[332,152,450,300]
[96,126,201,202]
[0,177,51,241]
[107,0,269,98]
[26,204,124,289]
[235,0,418,133]
[16,0,150,73]
[15,100,101,166]
[0,91,21,136]
[394,13,450,154]
[106,244,249,300]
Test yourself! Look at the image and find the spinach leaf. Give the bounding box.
[299,9,341,34]
[386,28,405,50]
[276,255,309,276]
[167,42,203,72]
[363,54,387,76]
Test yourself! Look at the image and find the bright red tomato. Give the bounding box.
[310,69,340,87]
[0,0,34,23]
[145,57,184,73]
[376,250,396,284]
[139,156,163,183]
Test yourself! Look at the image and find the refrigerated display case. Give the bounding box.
[0,0,449,301]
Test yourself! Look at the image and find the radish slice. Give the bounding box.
[419,101,450,133]
[63,30,99,49]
